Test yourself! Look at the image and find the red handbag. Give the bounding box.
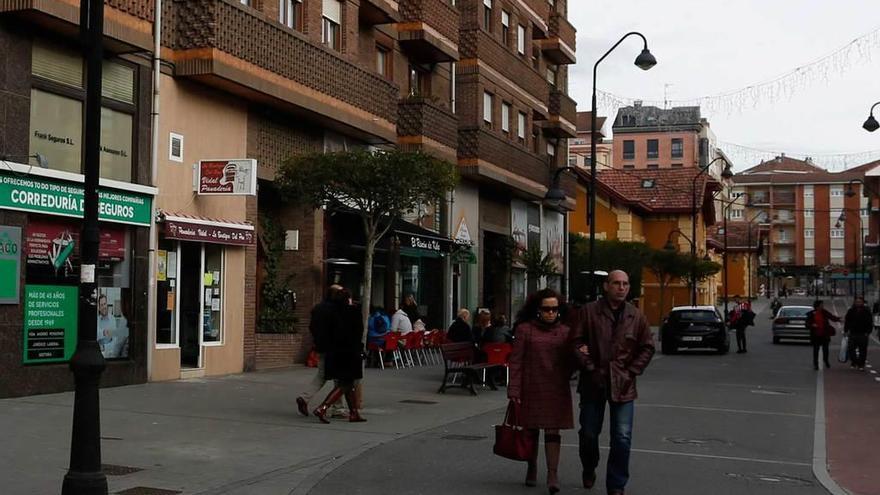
[493,401,537,461]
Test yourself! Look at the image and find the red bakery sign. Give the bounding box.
[164,220,254,246]
[198,159,257,195]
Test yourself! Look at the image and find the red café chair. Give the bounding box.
[482,343,513,384]
[371,332,404,370]
[405,331,426,367]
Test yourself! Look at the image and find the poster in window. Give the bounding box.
[97,286,129,359]
[157,250,167,282]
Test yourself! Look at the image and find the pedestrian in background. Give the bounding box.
[844,296,872,371]
[390,305,413,335]
[806,300,841,370]
[313,289,367,423]
[732,299,755,354]
[573,270,655,495]
[401,294,420,324]
[296,285,347,418]
[447,308,473,343]
[507,288,575,494]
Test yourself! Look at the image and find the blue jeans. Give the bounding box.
[579,398,634,491]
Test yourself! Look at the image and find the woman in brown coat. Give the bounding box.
[508,288,575,494]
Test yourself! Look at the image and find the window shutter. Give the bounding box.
[323,0,341,23]
[102,62,135,104]
[32,42,82,88]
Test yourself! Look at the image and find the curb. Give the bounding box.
[813,368,850,495]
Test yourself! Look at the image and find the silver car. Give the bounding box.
[772,306,812,344]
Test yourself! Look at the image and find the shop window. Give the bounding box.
[30,42,135,182]
[23,216,132,361]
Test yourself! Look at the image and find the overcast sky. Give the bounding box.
[569,0,880,171]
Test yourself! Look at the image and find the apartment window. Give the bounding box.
[322,0,342,51]
[804,188,814,198]
[730,209,743,219]
[831,249,845,259]
[483,91,493,126]
[30,42,135,181]
[532,130,539,153]
[622,140,635,160]
[517,111,526,142]
[546,64,558,86]
[777,229,789,241]
[804,228,814,239]
[623,164,635,170]
[501,102,511,133]
[671,138,683,158]
[376,46,391,79]
[240,0,251,5]
[831,229,844,238]
[647,139,659,159]
[483,0,493,31]
[671,163,683,168]
[568,157,578,167]
[647,164,659,169]
[517,25,526,54]
[408,64,430,96]
[804,209,813,217]
[501,11,511,46]
[830,187,844,197]
[546,142,556,156]
[805,248,815,259]
[862,208,870,217]
[280,0,303,30]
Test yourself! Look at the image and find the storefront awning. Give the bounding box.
[158,210,255,246]
[393,218,454,254]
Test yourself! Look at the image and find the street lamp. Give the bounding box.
[588,32,656,300]
[690,157,733,306]
[544,166,576,207]
[863,101,880,132]
[63,0,108,494]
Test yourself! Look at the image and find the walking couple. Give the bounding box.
[506,270,655,494]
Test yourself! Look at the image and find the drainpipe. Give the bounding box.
[146,0,162,380]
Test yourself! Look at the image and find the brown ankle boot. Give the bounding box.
[545,433,561,494]
[345,389,366,422]
[313,387,345,424]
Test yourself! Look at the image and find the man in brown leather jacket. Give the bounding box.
[573,270,655,495]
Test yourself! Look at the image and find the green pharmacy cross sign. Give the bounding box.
[0,171,152,227]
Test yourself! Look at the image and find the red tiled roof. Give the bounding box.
[575,167,721,218]
[739,156,825,175]
[707,222,761,251]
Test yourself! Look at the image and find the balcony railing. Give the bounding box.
[542,12,576,64]
[459,127,552,192]
[170,0,398,124]
[108,0,155,21]
[773,193,796,204]
[539,89,577,138]
[397,97,458,150]
[399,0,459,46]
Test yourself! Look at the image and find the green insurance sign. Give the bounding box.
[0,226,21,304]
[0,171,152,226]
[23,285,78,364]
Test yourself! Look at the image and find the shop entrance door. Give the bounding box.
[179,242,202,368]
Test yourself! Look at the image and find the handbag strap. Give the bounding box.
[504,400,521,427]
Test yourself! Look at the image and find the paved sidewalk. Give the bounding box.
[0,363,508,494]
[824,332,880,495]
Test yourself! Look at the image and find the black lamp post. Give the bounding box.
[589,32,656,300]
[690,157,733,306]
[62,1,108,494]
[863,102,880,132]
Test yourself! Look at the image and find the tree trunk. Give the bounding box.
[658,276,667,323]
[361,235,375,346]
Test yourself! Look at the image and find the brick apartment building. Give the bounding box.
[730,155,877,295]
[0,0,576,395]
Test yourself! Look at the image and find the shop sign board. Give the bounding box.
[164,219,255,246]
[23,284,78,364]
[0,226,22,304]
[197,159,257,195]
[0,171,152,226]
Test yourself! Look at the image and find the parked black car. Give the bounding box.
[661,306,729,355]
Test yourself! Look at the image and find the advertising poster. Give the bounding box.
[23,284,78,364]
[0,226,22,304]
[97,286,129,359]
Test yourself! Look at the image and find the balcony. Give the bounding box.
[0,0,154,51]
[460,29,550,113]
[397,97,459,155]
[360,0,401,25]
[539,89,577,138]
[398,0,459,63]
[750,194,770,205]
[773,238,795,246]
[773,192,796,204]
[772,215,795,224]
[169,0,399,143]
[459,127,562,200]
[540,12,576,65]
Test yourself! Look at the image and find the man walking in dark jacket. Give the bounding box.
[844,296,872,371]
[296,285,346,416]
[573,270,655,495]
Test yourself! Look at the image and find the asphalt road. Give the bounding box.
[309,298,831,495]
